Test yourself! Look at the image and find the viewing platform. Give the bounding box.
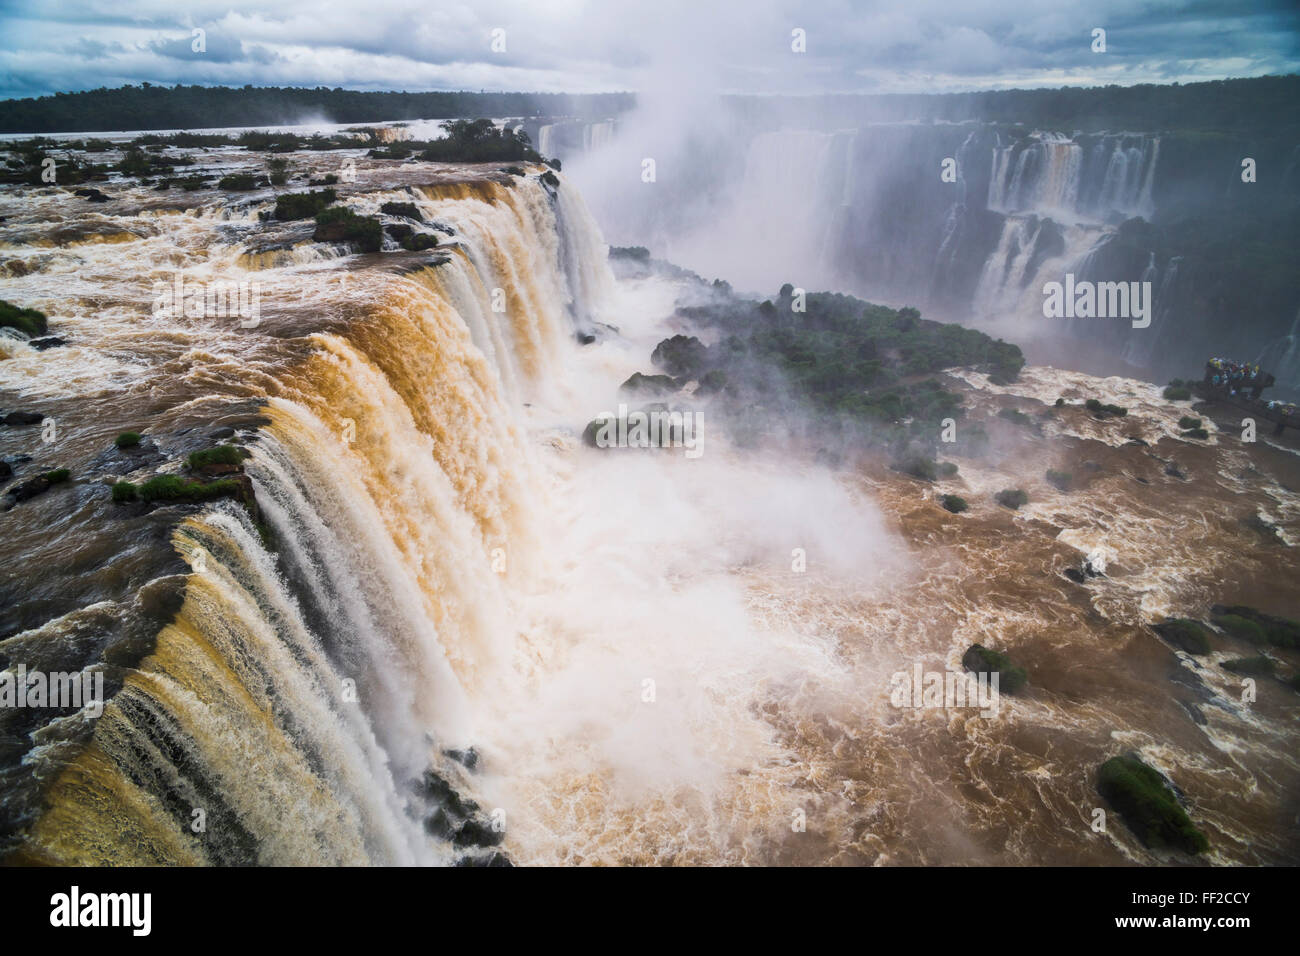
[1197,360,1296,435]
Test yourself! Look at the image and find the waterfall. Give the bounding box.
[986,131,1158,221]
[15,172,615,865]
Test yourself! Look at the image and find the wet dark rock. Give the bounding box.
[0,461,9,480]
[421,769,478,818]
[1179,700,1207,725]
[1125,437,1149,447]
[1083,558,1104,578]
[2,411,43,426]
[210,426,236,440]
[379,201,422,221]
[1153,618,1212,655]
[576,331,596,345]
[134,575,188,624]
[424,808,457,841]
[619,372,679,396]
[453,817,503,848]
[1238,513,1284,545]
[28,337,65,350]
[3,471,65,505]
[1063,566,1086,584]
[454,852,513,867]
[1210,604,1300,648]
[445,747,479,771]
[961,643,1028,693]
[73,187,109,202]
[1164,463,1187,480]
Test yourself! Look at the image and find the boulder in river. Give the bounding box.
[1152,618,1211,655]
[961,643,1028,693]
[1096,754,1208,854]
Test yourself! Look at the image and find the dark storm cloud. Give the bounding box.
[0,0,1295,100]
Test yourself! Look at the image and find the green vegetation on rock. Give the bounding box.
[995,488,1028,510]
[186,445,246,470]
[1153,618,1212,655]
[273,188,337,221]
[0,300,49,338]
[1220,656,1275,676]
[218,173,259,191]
[1096,755,1208,855]
[314,206,383,252]
[1211,605,1300,648]
[136,474,243,503]
[940,494,968,514]
[961,643,1028,693]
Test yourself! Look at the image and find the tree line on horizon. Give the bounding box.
[0,85,636,134]
[0,75,1295,135]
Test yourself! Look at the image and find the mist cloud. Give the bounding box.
[0,0,1296,99]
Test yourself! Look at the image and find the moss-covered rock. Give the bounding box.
[314,207,383,252]
[1181,427,1209,440]
[1046,468,1071,491]
[961,643,1027,693]
[1096,754,1208,855]
[136,474,245,504]
[652,334,709,378]
[1085,398,1128,417]
[400,232,440,252]
[995,488,1028,510]
[1153,618,1212,655]
[218,173,260,191]
[186,444,247,470]
[1178,416,1202,430]
[1211,613,1265,644]
[379,201,423,220]
[115,431,142,449]
[619,372,679,396]
[892,453,938,482]
[940,494,968,514]
[1220,656,1275,676]
[273,188,337,221]
[0,299,48,338]
[1211,604,1300,648]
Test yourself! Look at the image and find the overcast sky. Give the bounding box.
[1,0,1296,100]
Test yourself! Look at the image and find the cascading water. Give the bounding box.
[1,165,617,864]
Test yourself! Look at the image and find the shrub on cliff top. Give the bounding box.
[186,445,245,470]
[313,206,383,253]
